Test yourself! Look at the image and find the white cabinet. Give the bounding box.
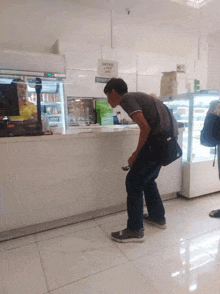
[164,91,220,198]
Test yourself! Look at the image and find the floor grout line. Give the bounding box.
[36,240,51,294]
[47,260,129,293]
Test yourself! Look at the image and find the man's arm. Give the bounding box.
[28,104,38,120]
[128,111,151,166]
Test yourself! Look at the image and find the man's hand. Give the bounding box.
[128,151,138,166]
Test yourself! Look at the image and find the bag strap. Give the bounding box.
[213,146,217,167]
[163,104,175,138]
[152,98,175,138]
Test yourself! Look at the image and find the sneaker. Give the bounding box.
[209,209,220,218]
[143,214,167,229]
[111,228,145,243]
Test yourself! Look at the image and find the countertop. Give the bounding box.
[0,124,184,144]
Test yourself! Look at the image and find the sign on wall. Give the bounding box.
[97,59,118,78]
[95,77,111,83]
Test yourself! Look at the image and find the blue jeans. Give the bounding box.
[126,143,165,231]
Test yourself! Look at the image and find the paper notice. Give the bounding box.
[160,71,177,97]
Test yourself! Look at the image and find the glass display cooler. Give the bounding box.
[0,76,66,135]
[160,90,220,198]
[27,78,66,133]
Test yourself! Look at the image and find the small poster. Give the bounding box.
[160,71,177,97]
[97,59,118,78]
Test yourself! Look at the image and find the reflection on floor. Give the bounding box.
[1,192,220,294]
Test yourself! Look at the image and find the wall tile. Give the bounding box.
[64,69,104,97]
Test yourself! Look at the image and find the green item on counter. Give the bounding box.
[95,100,113,125]
[100,117,113,125]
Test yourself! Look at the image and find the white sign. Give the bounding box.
[97,59,118,78]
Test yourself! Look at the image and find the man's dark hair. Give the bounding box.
[104,78,128,95]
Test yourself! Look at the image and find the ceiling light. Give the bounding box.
[171,0,214,9]
[188,0,205,3]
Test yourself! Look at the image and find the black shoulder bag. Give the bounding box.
[149,106,183,166]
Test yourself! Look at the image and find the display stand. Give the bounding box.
[160,90,220,198]
[0,79,46,137]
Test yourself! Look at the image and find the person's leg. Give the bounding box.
[143,165,165,223]
[126,155,162,231]
[111,143,161,242]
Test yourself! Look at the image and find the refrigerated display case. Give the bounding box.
[67,97,95,126]
[160,91,220,198]
[0,76,66,134]
[27,78,66,133]
[67,97,116,127]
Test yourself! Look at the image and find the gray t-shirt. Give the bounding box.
[120,92,178,137]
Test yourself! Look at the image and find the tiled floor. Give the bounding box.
[1,192,220,294]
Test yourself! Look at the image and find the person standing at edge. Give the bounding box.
[104,78,177,243]
[10,78,38,121]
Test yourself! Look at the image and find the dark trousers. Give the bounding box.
[126,143,165,231]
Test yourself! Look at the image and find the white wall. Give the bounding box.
[0,1,210,109]
[0,0,212,129]
[0,48,65,74]
[61,38,208,99]
[207,32,220,90]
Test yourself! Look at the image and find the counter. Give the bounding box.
[0,125,184,241]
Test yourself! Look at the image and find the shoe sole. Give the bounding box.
[144,218,167,229]
[111,236,145,243]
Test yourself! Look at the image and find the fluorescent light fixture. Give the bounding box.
[188,0,205,3]
[187,0,213,8]
[171,0,214,9]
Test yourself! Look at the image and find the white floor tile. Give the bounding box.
[191,229,220,260]
[49,262,158,294]
[2,195,220,294]
[37,226,127,291]
[132,241,220,294]
[0,243,48,294]
[94,211,128,232]
[99,206,220,260]
[164,208,220,240]
[109,227,180,260]
[0,235,36,252]
[96,195,220,261]
[35,219,97,242]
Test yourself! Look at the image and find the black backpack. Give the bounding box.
[200,100,220,178]
[200,100,220,147]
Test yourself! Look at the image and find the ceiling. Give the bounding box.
[74,0,220,37]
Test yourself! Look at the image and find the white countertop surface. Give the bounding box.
[0,124,184,144]
[0,124,140,143]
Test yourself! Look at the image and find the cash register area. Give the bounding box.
[1,192,220,294]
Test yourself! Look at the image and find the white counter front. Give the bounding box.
[0,126,184,241]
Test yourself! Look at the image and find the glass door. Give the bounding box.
[164,91,220,163]
[27,78,66,134]
[0,75,66,134]
[191,95,218,162]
